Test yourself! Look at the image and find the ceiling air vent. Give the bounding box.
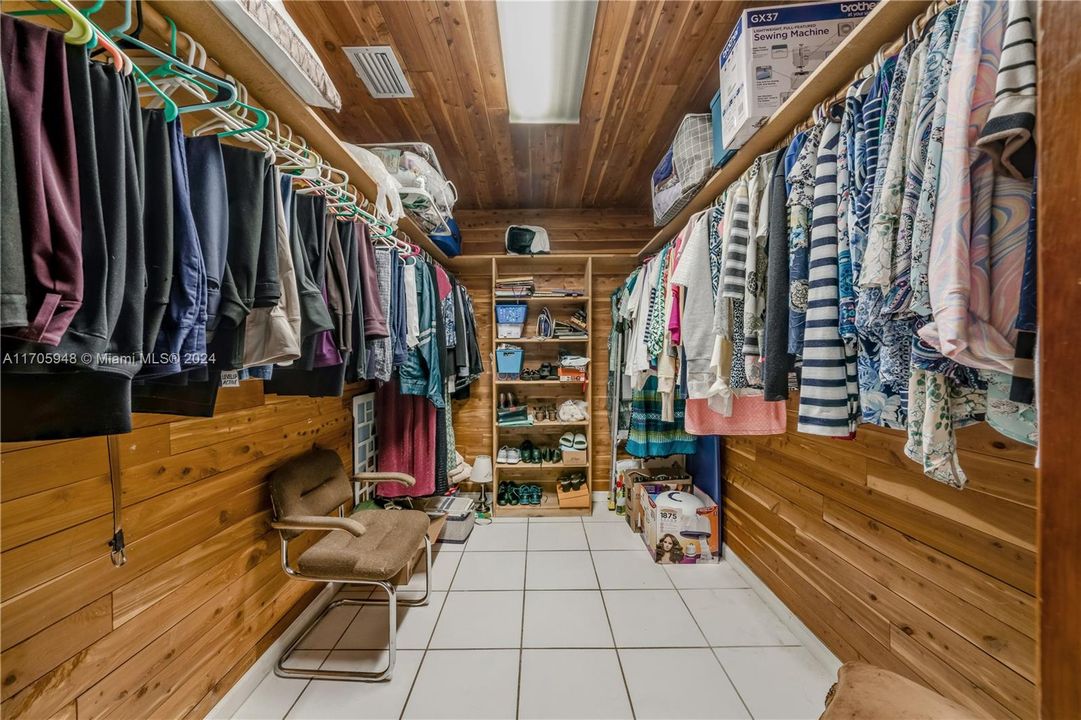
[343,45,413,99]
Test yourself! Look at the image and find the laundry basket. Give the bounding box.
[651,114,713,226]
[496,303,528,339]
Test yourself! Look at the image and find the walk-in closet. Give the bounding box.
[0,0,1077,718]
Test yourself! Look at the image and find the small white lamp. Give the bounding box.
[470,455,494,515]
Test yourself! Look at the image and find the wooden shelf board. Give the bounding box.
[496,337,589,344]
[497,421,590,429]
[494,504,591,518]
[636,0,934,258]
[494,380,586,386]
[496,463,590,470]
[494,296,591,303]
[448,253,635,275]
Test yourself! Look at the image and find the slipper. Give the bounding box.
[573,433,587,450]
[559,432,575,450]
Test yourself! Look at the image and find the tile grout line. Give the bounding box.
[670,581,756,720]
[516,518,534,718]
[399,547,463,720]
[586,510,636,720]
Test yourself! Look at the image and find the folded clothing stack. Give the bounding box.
[448,452,471,484]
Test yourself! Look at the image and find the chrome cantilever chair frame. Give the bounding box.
[273,478,432,683]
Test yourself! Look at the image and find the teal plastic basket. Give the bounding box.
[495,346,524,380]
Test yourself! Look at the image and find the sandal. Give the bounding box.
[539,362,557,380]
[559,432,575,450]
[573,433,587,450]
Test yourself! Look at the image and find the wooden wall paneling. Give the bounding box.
[455,208,654,256]
[450,272,495,469]
[722,414,1038,719]
[1036,4,1081,719]
[0,385,365,720]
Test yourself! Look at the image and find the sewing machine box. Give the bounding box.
[718,0,879,151]
[642,486,720,564]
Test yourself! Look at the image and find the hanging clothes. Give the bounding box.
[1,15,83,346]
[626,376,696,458]
[376,375,436,498]
[797,113,858,437]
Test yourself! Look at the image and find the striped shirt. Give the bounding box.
[797,118,855,437]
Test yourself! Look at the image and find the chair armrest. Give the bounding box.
[354,472,417,487]
[271,515,367,536]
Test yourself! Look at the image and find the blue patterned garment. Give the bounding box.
[852,50,913,430]
[837,78,868,341]
[708,205,724,296]
[785,123,823,359]
[884,5,961,318]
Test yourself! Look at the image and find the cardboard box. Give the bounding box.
[642,486,720,564]
[558,367,587,383]
[556,482,591,509]
[559,449,588,466]
[718,0,878,151]
[621,464,692,532]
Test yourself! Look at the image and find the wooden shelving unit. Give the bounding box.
[491,256,594,517]
[636,0,934,257]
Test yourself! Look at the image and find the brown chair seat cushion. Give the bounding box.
[297,509,429,582]
[820,662,976,720]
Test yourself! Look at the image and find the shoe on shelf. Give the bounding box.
[497,446,510,464]
[507,482,521,506]
[552,448,563,464]
[497,481,510,506]
[573,433,587,450]
[559,432,575,450]
[506,447,521,464]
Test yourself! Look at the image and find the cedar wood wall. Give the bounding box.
[0,382,364,720]
[723,402,1037,719]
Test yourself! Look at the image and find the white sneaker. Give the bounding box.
[497,446,510,464]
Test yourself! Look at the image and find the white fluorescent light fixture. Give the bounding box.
[496,0,598,124]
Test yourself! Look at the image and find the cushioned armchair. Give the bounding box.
[269,448,432,682]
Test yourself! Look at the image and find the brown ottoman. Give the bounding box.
[821,662,977,719]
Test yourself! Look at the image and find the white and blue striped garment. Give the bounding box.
[797,117,856,437]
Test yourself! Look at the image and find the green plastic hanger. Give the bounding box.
[106,4,237,114]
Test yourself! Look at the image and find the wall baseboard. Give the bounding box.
[723,543,842,676]
[206,583,339,719]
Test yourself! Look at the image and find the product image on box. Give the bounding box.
[642,487,720,564]
[718,0,879,152]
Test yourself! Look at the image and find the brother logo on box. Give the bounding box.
[718,0,879,152]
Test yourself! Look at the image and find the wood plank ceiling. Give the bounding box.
[283,1,757,210]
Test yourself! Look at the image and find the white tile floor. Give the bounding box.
[231,504,837,720]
